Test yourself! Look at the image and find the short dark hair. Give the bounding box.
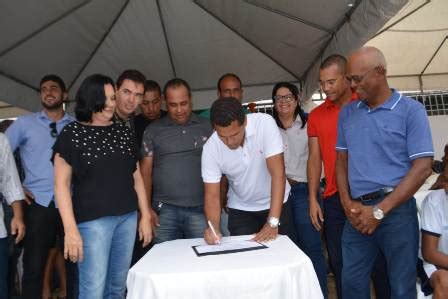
[116,69,146,90]
[320,54,347,73]
[75,74,114,122]
[145,80,161,95]
[272,82,307,129]
[40,74,66,93]
[163,78,192,98]
[210,97,245,127]
[0,119,14,133]
[217,73,242,92]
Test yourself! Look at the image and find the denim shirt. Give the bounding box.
[6,111,74,207]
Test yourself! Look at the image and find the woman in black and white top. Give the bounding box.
[53,74,152,299]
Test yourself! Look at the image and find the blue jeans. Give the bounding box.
[77,211,137,299]
[290,183,328,298]
[0,237,8,297]
[154,202,206,244]
[342,197,418,299]
[323,192,346,299]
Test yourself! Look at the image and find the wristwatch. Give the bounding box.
[267,216,280,229]
[373,205,385,220]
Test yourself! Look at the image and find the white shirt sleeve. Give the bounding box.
[421,190,445,236]
[262,115,284,158]
[201,136,222,183]
[0,133,24,204]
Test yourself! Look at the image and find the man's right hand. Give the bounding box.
[23,188,34,205]
[64,227,83,263]
[309,198,324,231]
[342,199,363,227]
[204,227,222,245]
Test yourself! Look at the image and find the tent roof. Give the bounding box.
[367,0,448,92]
[0,0,407,116]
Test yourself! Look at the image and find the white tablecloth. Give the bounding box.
[127,235,323,299]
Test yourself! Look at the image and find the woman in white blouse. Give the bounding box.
[272,82,327,298]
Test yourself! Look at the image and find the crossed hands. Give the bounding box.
[344,200,381,235]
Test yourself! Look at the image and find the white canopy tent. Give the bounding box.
[367,0,448,92]
[0,0,408,117]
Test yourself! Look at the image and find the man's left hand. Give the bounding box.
[350,205,381,235]
[253,223,278,242]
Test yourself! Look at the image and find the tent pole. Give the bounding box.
[0,71,39,92]
[192,0,301,81]
[370,0,431,40]
[68,0,131,91]
[0,0,92,58]
[421,36,447,75]
[243,0,332,34]
[155,0,177,78]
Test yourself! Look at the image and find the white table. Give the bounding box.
[127,235,323,299]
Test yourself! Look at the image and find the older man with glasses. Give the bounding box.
[5,74,74,299]
[336,47,434,299]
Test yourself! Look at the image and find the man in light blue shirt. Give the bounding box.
[335,47,434,299]
[6,74,74,299]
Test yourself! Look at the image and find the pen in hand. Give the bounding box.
[207,220,221,245]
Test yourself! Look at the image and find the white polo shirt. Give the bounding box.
[202,113,290,211]
[421,189,448,276]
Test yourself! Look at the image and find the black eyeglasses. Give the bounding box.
[49,122,58,138]
[347,67,377,84]
[273,94,295,102]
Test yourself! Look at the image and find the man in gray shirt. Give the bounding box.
[141,78,212,243]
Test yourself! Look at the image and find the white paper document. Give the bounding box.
[192,239,267,256]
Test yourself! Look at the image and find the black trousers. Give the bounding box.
[227,199,297,242]
[22,201,77,299]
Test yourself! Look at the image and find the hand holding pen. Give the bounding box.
[204,220,222,245]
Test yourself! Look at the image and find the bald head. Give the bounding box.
[349,46,387,71]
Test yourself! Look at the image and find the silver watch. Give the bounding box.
[373,205,385,220]
[268,216,280,228]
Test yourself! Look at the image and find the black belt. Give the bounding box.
[355,187,394,202]
[287,178,304,186]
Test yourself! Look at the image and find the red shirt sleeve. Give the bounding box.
[307,110,318,137]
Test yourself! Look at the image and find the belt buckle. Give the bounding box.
[382,187,394,194]
[357,187,393,202]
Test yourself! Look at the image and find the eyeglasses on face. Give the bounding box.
[273,94,295,102]
[49,122,58,138]
[347,67,378,84]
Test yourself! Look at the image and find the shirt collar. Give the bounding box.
[293,114,304,127]
[324,92,358,109]
[164,112,201,126]
[357,89,401,111]
[39,110,72,123]
[245,115,255,138]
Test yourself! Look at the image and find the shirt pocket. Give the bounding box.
[378,120,406,149]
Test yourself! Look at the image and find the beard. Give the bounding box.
[42,98,64,110]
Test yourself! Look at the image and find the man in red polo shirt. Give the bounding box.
[307,54,389,299]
